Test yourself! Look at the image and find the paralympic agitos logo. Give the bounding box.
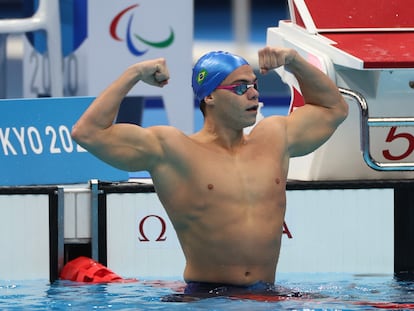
[109,4,174,56]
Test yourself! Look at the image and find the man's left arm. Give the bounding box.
[259,46,348,157]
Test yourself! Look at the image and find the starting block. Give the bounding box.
[268,0,414,180]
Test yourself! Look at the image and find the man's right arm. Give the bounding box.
[71,58,170,172]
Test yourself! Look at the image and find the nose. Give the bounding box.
[247,84,259,100]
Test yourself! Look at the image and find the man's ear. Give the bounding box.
[204,94,215,106]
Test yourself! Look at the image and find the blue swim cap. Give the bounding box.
[192,51,249,103]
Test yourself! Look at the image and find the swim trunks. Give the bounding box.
[161,281,303,302]
[185,281,277,295]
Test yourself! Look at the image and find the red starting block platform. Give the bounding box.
[292,0,414,31]
[323,32,414,69]
[290,0,414,69]
[268,0,414,180]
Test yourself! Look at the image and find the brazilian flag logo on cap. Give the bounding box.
[197,69,208,85]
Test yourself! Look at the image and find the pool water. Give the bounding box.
[1,274,413,310]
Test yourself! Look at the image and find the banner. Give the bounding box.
[0,97,128,186]
[23,0,194,133]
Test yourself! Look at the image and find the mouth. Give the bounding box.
[246,105,259,112]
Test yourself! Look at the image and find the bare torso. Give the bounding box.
[150,117,289,285]
[71,49,348,286]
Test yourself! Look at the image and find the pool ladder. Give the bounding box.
[339,88,414,171]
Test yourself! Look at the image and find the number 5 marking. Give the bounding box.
[382,127,414,161]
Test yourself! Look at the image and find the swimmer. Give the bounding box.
[71,46,348,294]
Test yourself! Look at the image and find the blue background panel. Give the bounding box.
[0,97,128,186]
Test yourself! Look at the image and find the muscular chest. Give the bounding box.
[191,148,286,201]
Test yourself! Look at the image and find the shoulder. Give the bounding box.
[148,125,194,152]
[149,125,186,140]
[251,115,288,135]
[246,116,289,151]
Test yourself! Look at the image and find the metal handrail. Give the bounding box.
[339,87,414,171]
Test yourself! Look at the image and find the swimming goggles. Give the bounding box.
[216,82,258,95]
